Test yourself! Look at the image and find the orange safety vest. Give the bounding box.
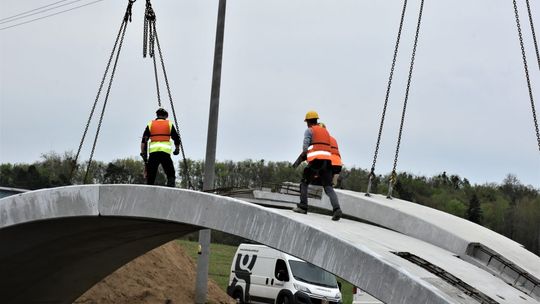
[329,136,342,167]
[149,120,172,141]
[306,125,332,162]
[148,120,172,154]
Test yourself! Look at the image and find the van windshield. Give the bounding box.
[289,260,338,288]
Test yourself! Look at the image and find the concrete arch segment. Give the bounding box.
[306,189,540,281]
[0,185,198,303]
[0,185,536,304]
[1,216,194,303]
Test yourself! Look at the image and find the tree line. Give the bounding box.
[1,151,539,256]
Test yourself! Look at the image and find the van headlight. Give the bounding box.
[335,292,342,299]
[293,283,311,294]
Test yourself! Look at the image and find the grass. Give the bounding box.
[176,239,235,291]
[176,239,354,304]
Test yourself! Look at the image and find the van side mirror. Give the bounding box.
[277,269,289,281]
[337,281,342,291]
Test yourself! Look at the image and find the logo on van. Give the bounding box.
[229,253,257,302]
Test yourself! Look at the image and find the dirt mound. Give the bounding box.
[75,241,235,304]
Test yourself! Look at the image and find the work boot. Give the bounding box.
[292,207,307,214]
[332,209,342,221]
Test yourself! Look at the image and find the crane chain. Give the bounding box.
[84,14,130,183]
[143,0,194,189]
[154,24,194,189]
[388,0,425,198]
[152,44,162,108]
[513,0,540,153]
[143,0,155,58]
[143,0,161,107]
[524,0,540,71]
[70,0,134,183]
[366,0,408,196]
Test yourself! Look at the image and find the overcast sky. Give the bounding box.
[1,0,539,187]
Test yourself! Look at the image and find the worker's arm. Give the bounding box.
[140,127,150,161]
[292,151,307,168]
[302,128,312,152]
[292,129,312,168]
[171,126,180,155]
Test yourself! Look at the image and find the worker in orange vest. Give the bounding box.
[140,108,180,187]
[320,123,343,187]
[292,111,342,221]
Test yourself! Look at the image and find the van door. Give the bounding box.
[248,256,276,303]
[250,257,289,303]
[271,259,290,299]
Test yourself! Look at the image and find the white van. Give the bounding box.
[227,244,342,304]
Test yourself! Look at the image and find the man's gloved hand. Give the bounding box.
[173,148,180,155]
[292,151,307,168]
[140,152,147,162]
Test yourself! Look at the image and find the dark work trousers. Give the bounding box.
[298,159,340,211]
[146,151,176,187]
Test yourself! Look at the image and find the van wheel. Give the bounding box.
[276,294,292,304]
[232,290,244,304]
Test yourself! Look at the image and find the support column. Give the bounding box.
[195,0,227,303]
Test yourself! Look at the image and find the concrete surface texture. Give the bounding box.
[0,185,539,304]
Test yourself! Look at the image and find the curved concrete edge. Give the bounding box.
[1,216,195,303]
[310,188,540,280]
[1,185,459,304]
[289,211,537,304]
[99,185,458,304]
[0,185,99,227]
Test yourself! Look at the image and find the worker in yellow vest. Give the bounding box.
[292,111,342,221]
[140,108,180,187]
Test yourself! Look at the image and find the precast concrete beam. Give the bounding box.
[1,185,539,304]
[306,188,540,284]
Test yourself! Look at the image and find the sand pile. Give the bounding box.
[75,241,235,304]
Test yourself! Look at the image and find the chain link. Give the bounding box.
[366,0,408,195]
[524,0,540,71]
[513,0,540,153]
[388,0,425,198]
[143,1,161,107]
[143,0,155,58]
[152,44,162,107]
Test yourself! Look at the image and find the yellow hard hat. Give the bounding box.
[304,111,319,121]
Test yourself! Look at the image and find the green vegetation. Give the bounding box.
[1,152,538,256]
[337,278,354,304]
[176,239,354,304]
